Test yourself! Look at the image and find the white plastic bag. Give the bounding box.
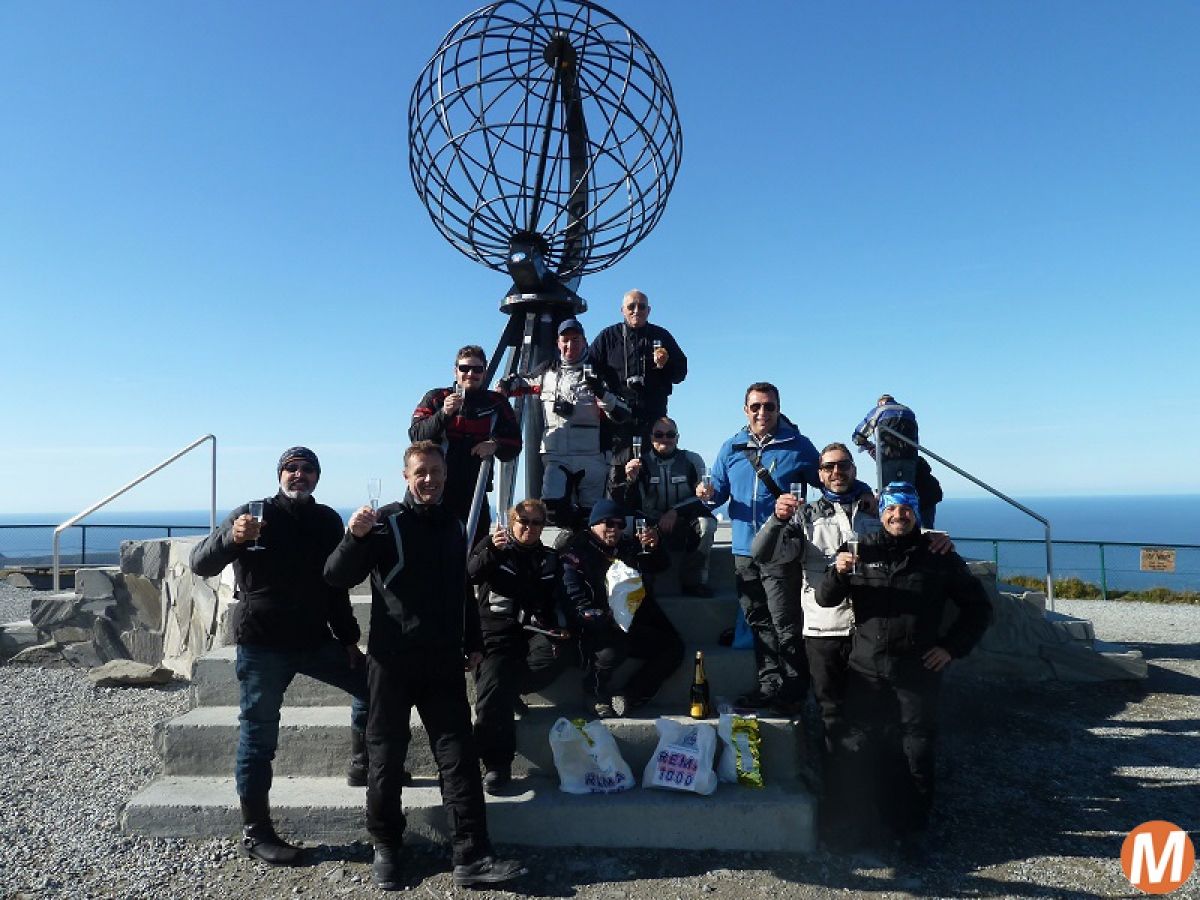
[605,559,645,632]
[717,713,764,787]
[548,717,635,795]
[641,717,718,795]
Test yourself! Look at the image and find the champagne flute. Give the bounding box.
[847,538,861,575]
[635,517,648,553]
[367,478,382,512]
[632,436,642,458]
[247,501,265,552]
[789,482,804,522]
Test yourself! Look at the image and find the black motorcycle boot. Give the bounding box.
[239,795,303,866]
[347,728,369,787]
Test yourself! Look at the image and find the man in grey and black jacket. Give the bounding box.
[189,446,367,867]
[323,441,524,891]
[751,442,880,753]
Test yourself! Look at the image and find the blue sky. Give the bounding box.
[2,1,1197,515]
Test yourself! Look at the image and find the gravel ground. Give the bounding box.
[0,580,34,624]
[2,588,1198,899]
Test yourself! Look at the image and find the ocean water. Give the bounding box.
[2,495,1196,591]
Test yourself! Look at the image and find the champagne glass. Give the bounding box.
[632,436,642,458]
[247,501,265,552]
[367,478,382,512]
[789,482,804,522]
[847,538,861,575]
[635,517,648,553]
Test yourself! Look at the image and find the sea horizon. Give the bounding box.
[2,493,1195,593]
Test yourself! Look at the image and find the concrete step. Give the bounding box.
[156,707,809,785]
[120,774,817,853]
[189,642,757,713]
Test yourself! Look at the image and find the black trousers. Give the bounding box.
[805,635,852,754]
[824,663,943,844]
[473,630,567,770]
[365,651,491,865]
[734,555,809,701]
[579,595,684,703]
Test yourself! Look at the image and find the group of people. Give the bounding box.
[190,288,993,886]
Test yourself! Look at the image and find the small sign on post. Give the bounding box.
[1140,548,1176,573]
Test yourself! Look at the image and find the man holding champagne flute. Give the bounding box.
[189,447,368,867]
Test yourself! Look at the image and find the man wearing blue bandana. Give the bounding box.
[815,481,991,860]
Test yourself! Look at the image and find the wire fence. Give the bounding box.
[0,524,210,568]
[956,538,1200,598]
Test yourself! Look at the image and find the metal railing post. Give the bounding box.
[53,434,217,590]
[876,425,1056,610]
[1099,544,1108,601]
[80,526,87,566]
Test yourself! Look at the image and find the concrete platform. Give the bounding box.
[120,774,817,852]
[189,641,757,711]
[156,706,809,784]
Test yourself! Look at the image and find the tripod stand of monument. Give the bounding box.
[406,0,683,536]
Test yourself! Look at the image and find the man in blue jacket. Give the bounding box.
[697,382,820,712]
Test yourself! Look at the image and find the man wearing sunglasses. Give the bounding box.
[561,498,682,719]
[609,416,717,597]
[588,289,688,449]
[467,499,567,794]
[697,383,823,714]
[410,345,522,543]
[190,447,367,867]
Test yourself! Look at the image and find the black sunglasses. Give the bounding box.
[457,364,485,374]
[516,516,545,527]
[625,303,648,311]
[652,430,678,439]
[282,463,317,474]
[819,460,853,472]
[747,402,777,413]
[601,518,626,529]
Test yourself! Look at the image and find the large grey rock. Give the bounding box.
[8,641,69,667]
[121,539,170,581]
[93,618,132,662]
[88,659,174,687]
[50,625,93,644]
[5,572,33,588]
[29,593,80,630]
[62,640,103,669]
[0,620,40,660]
[122,573,163,630]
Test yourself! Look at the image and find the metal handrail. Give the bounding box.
[52,434,217,590]
[875,424,1056,609]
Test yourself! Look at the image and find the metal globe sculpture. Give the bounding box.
[408,0,683,293]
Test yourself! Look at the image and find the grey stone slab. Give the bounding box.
[76,567,118,600]
[29,593,80,630]
[121,538,170,580]
[156,706,806,785]
[8,641,69,667]
[120,774,817,852]
[0,620,41,660]
[62,641,103,669]
[50,625,93,644]
[93,617,132,662]
[89,659,175,686]
[122,573,164,630]
[122,628,165,666]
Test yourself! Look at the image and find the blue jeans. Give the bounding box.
[235,640,369,798]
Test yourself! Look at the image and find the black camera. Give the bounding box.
[552,397,576,417]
